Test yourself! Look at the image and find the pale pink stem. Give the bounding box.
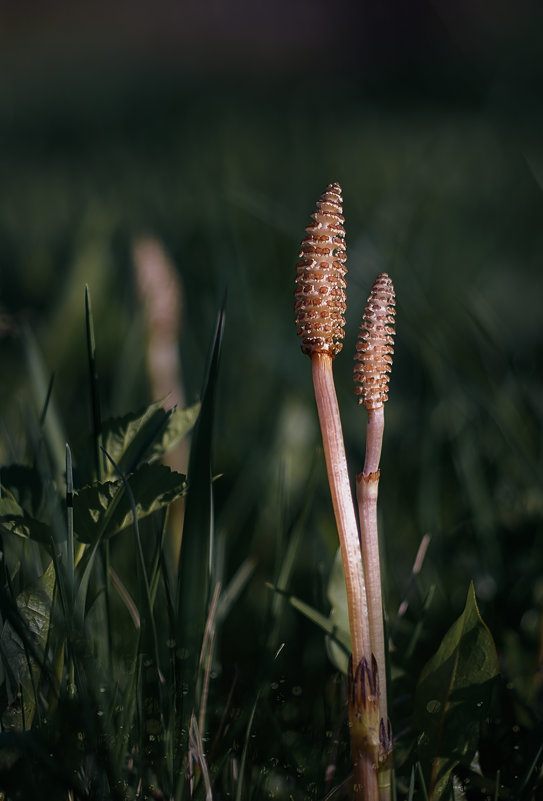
[358,407,387,723]
[312,353,371,666]
[357,406,392,801]
[313,353,381,800]
[363,407,385,476]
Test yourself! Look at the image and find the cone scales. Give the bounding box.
[294,182,347,358]
[353,274,396,411]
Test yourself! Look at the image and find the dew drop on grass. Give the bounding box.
[97,710,104,717]
[291,685,302,696]
[166,639,175,648]
[426,699,441,714]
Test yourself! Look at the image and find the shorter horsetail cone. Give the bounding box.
[354,273,396,411]
[294,182,347,358]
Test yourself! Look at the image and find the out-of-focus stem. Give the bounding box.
[133,236,188,567]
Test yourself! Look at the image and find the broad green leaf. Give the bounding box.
[0,561,55,731]
[101,399,170,473]
[146,402,200,463]
[325,547,351,674]
[101,400,199,475]
[0,465,45,519]
[73,462,187,543]
[414,582,500,800]
[0,491,52,544]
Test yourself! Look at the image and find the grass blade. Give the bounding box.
[85,284,103,481]
[175,303,225,751]
[235,693,259,801]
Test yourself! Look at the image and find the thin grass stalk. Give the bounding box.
[188,713,213,800]
[84,285,115,679]
[198,581,221,738]
[65,444,74,593]
[39,371,55,428]
[393,533,431,629]
[84,285,104,481]
[175,305,224,780]
[23,327,66,483]
[102,448,165,688]
[65,443,76,697]
[235,694,259,801]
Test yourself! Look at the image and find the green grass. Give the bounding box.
[0,81,543,799]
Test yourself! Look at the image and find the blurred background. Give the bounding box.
[1,0,543,790]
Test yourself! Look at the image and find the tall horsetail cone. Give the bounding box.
[354,273,396,410]
[294,182,372,674]
[294,182,347,357]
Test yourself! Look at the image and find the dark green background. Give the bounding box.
[1,3,543,795]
